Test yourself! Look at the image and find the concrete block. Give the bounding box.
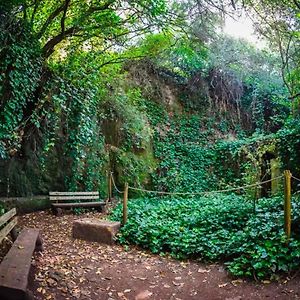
[72,218,120,244]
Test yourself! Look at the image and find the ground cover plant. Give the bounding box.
[111,194,300,279]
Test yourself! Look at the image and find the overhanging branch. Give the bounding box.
[61,0,70,34]
[294,0,300,10]
[40,0,116,58]
[42,26,78,57]
[36,2,66,39]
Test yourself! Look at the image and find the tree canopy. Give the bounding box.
[0,0,299,194]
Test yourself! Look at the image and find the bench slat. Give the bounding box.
[50,195,100,201]
[50,192,99,196]
[0,228,39,297]
[0,208,16,227]
[52,202,105,208]
[0,218,18,245]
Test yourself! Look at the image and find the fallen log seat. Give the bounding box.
[50,191,105,215]
[73,218,121,245]
[0,208,43,300]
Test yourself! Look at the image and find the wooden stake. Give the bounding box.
[108,172,112,201]
[123,183,128,225]
[105,172,109,204]
[284,170,292,240]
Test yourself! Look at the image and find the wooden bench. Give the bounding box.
[0,208,43,300]
[50,191,105,215]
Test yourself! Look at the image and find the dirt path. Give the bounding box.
[15,210,300,300]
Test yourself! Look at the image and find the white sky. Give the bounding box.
[223,13,267,48]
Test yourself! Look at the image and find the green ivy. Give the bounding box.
[111,194,300,279]
[0,20,42,154]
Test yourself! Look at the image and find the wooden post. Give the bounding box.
[109,173,112,201]
[123,183,128,225]
[284,170,292,240]
[107,171,112,202]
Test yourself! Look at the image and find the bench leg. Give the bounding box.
[96,206,103,213]
[51,206,56,215]
[52,207,63,216]
[10,227,19,242]
[35,233,43,252]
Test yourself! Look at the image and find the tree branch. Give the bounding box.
[36,1,66,39]
[231,0,236,10]
[40,0,116,58]
[98,55,146,69]
[87,0,115,14]
[294,0,300,10]
[30,0,40,25]
[42,26,78,57]
[61,0,70,34]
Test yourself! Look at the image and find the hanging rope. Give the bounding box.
[292,175,300,183]
[111,170,300,196]
[128,175,284,196]
[110,172,124,194]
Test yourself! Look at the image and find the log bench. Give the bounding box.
[0,208,43,300]
[50,191,105,215]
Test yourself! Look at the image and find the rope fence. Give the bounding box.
[110,172,124,194]
[110,172,283,196]
[292,175,300,183]
[108,170,299,241]
[292,175,300,195]
[127,175,283,196]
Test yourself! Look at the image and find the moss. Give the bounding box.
[135,141,158,184]
[115,143,157,189]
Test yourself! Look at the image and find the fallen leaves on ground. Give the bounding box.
[16,210,300,300]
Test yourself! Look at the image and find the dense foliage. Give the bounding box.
[111,195,300,279]
[1,0,300,281]
[1,0,299,195]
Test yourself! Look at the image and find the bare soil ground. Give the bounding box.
[4,210,300,300]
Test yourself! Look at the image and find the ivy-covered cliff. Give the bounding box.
[0,0,299,197]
